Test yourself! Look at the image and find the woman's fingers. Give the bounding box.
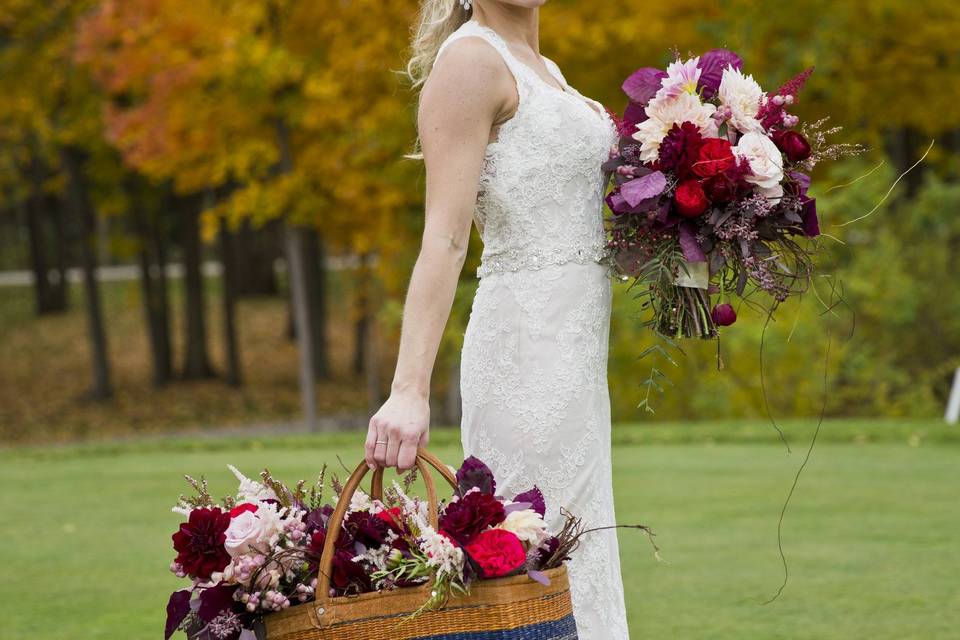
[372,424,389,468]
[364,417,380,469]
[384,428,401,468]
[397,436,419,472]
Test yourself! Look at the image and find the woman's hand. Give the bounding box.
[365,389,431,471]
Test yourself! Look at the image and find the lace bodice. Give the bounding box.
[437,21,617,279]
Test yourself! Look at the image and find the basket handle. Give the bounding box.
[315,449,459,601]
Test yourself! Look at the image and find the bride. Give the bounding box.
[365,0,629,636]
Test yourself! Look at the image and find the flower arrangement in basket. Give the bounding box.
[164,450,648,640]
[604,50,862,341]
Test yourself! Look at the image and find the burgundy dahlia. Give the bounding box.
[344,510,392,548]
[439,490,506,545]
[330,549,373,594]
[658,121,704,179]
[171,507,232,580]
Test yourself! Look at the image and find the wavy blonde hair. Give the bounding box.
[406,0,472,89]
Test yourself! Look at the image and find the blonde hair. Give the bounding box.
[406,0,472,89]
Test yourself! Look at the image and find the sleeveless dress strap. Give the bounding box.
[436,20,532,99]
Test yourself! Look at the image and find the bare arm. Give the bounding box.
[365,39,517,471]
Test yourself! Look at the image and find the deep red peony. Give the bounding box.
[465,529,527,578]
[439,490,506,546]
[692,138,735,178]
[674,180,710,218]
[772,130,811,163]
[228,503,258,518]
[172,508,232,580]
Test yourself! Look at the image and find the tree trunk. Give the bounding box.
[219,217,243,387]
[274,115,324,430]
[60,145,111,400]
[884,127,928,199]
[285,224,318,431]
[130,178,173,386]
[24,196,54,314]
[154,196,174,381]
[302,228,331,380]
[353,259,369,377]
[178,195,215,379]
[24,153,67,314]
[48,198,69,311]
[235,219,279,297]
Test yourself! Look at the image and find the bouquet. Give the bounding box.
[163,456,593,640]
[604,50,862,339]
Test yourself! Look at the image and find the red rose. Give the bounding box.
[674,180,710,218]
[439,491,506,546]
[228,503,258,518]
[465,529,527,579]
[692,138,735,178]
[172,508,231,580]
[772,130,811,163]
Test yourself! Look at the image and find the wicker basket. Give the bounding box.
[264,449,578,640]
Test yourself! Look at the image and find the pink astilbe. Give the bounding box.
[757,66,815,129]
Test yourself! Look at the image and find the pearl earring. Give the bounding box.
[459,0,472,11]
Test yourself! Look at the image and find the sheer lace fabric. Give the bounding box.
[438,21,629,639]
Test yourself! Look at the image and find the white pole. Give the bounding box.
[946,367,960,425]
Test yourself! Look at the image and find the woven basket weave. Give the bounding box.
[264,449,578,640]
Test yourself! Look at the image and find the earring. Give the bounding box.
[459,0,472,11]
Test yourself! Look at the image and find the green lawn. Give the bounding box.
[3,421,958,639]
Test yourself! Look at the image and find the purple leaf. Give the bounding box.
[621,171,667,207]
[802,197,820,237]
[198,584,237,623]
[514,486,546,517]
[697,49,743,99]
[679,224,707,262]
[165,590,192,640]
[527,569,552,586]
[623,101,648,129]
[622,67,667,104]
[606,191,629,215]
[504,501,533,515]
[789,171,811,196]
[456,456,496,496]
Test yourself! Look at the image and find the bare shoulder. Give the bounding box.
[420,36,515,123]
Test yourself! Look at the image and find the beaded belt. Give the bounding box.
[476,244,609,278]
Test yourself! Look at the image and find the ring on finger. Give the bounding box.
[375,439,388,446]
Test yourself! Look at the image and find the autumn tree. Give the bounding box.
[0,0,115,399]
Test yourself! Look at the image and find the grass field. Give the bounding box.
[3,420,958,639]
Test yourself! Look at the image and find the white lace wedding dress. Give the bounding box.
[439,21,630,639]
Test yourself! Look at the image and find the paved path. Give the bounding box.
[0,256,368,287]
